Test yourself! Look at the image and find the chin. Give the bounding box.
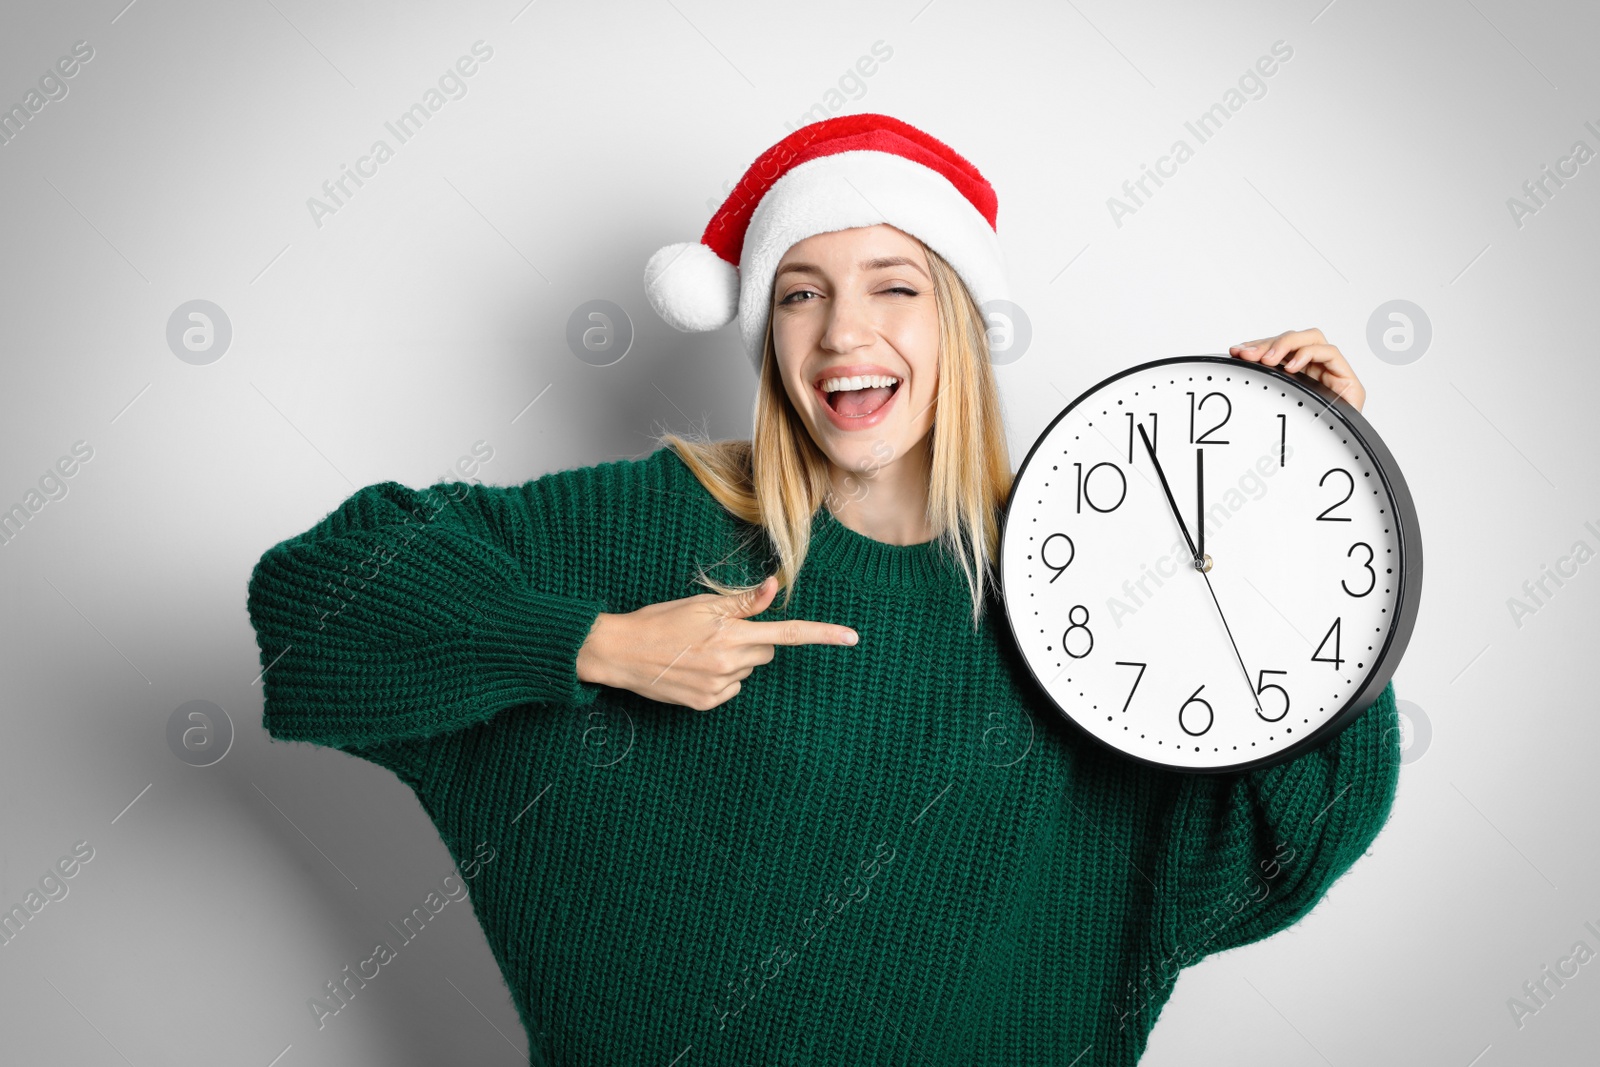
[826,426,906,470]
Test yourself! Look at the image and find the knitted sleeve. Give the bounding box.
[245,456,658,761]
[1147,679,1402,967]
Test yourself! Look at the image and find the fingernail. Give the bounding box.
[841,630,858,645]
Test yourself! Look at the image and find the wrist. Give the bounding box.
[575,611,618,689]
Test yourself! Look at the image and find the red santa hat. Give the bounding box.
[643,113,1009,374]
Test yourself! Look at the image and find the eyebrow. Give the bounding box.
[775,255,930,281]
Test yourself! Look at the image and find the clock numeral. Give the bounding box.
[1255,669,1290,723]
[1114,660,1147,713]
[1315,468,1355,522]
[1062,605,1093,658]
[1178,684,1214,736]
[1073,462,1127,514]
[1277,413,1286,467]
[1186,391,1232,445]
[1311,617,1344,670]
[1342,542,1376,597]
[1125,412,1158,464]
[1041,532,1076,584]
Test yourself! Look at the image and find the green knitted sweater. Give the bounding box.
[246,443,1400,1066]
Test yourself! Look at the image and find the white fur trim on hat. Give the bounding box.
[735,150,1009,374]
[644,241,740,333]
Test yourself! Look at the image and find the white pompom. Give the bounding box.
[643,241,739,332]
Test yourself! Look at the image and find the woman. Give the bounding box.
[247,113,1396,1066]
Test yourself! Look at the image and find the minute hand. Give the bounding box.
[1136,423,1199,565]
[1135,424,1261,714]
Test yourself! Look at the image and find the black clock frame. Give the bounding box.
[997,354,1423,775]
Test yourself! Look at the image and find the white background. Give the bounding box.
[0,1,1594,1063]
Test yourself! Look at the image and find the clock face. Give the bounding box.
[1000,355,1420,773]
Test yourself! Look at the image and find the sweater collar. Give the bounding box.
[805,506,955,589]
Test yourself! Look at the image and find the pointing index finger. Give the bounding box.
[734,617,858,647]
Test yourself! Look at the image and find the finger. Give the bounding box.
[1260,328,1326,366]
[1273,343,1350,382]
[733,617,859,647]
[1228,336,1277,361]
[1232,328,1326,366]
[717,575,778,620]
[1299,361,1366,411]
[1282,342,1342,375]
[716,644,774,674]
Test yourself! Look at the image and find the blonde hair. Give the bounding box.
[657,239,1013,630]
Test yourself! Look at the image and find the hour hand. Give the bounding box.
[1137,425,1258,710]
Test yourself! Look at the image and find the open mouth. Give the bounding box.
[820,377,901,418]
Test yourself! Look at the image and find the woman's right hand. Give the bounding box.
[574,576,857,710]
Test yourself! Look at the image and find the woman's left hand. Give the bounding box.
[1228,327,1366,412]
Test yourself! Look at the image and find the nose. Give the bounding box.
[819,290,874,354]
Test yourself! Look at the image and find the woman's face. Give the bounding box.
[772,223,940,482]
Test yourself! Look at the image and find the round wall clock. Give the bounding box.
[999,354,1422,774]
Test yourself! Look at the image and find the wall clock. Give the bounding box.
[998,354,1422,773]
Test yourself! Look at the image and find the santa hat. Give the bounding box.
[643,113,1009,374]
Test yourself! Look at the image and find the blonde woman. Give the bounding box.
[247,113,1395,1065]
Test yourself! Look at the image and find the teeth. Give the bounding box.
[819,374,900,392]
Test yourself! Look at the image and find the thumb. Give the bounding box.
[721,575,777,620]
